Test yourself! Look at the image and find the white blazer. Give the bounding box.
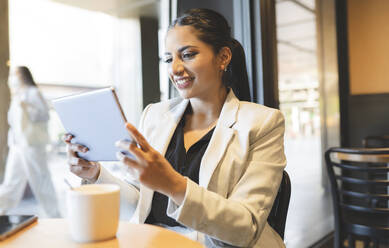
[96,90,286,247]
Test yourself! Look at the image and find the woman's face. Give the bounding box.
[164,25,227,100]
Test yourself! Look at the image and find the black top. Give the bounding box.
[145,111,215,227]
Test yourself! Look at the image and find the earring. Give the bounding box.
[224,67,227,72]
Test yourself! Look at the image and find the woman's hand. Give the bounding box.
[116,123,187,205]
[63,134,101,183]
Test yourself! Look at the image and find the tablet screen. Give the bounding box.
[0,215,37,240]
[52,87,133,161]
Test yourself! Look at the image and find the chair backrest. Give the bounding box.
[363,135,389,148]
[267,170,291,240]
[325,147,389,247]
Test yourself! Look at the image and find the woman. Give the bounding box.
[65,9,286,247]
[0,66,59,217]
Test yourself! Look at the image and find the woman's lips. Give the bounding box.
[175,77,193,89]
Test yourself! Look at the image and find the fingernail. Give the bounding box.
[70,157,79,165]
[115,141,121,147]
[116,151,124,160]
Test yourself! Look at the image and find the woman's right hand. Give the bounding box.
[63,134,100,183]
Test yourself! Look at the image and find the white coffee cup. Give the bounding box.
[66,184,120,243]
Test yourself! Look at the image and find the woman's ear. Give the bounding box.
[218,46,232,71]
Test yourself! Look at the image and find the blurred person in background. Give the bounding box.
[0,66,59,217]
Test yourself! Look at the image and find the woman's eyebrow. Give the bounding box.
[178,45,198,53]
[164,45,199,56]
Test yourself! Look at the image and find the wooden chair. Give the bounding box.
[325,147,389,248]
[267,170,291,240]
[363,135,389,148]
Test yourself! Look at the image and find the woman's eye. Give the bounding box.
[163,57,172,63]
[182,52,197,59]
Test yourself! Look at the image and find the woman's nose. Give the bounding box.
[171,59,184,75]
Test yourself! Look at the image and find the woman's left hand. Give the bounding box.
[116,123,187,205]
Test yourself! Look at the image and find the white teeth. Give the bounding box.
[176,78,192,85]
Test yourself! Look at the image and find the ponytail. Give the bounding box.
[223,39,251,102]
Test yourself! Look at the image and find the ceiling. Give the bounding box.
[276,0,317,77]
[50,0,159,18]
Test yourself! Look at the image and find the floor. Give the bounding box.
[283,137,334,248]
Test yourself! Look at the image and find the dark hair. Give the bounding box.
[13,66,37,87]
[169,8,251,101]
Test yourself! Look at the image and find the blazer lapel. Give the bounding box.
[135,98,189,223]
[199,91,239,188]
[152,99,189,154]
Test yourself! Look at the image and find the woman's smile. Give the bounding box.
[174,76,194,89]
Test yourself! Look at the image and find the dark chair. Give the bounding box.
[325,147,389,248]
[267,170,291,240]
[363,135,389,148]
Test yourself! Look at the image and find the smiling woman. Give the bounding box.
[65,8,286,248]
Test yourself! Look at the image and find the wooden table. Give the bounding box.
[0,219,204,248]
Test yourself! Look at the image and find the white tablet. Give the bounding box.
[52,87,132,161]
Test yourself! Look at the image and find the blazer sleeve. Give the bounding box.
[93,104,153,219]
[167,109,286,247]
